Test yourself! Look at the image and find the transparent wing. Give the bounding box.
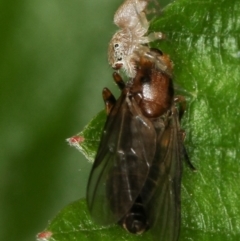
[142,106,183,241]
[87,94,157,225]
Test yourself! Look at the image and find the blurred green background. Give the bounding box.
[0,0,172,241]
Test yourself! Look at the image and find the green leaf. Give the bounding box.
[37,199,153,241]
[42,0,240,240]
[67,110,106,162]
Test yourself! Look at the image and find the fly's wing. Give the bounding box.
[87,94,156,225]
[142,106,183,241]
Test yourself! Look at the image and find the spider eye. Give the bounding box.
[114,43,119,48]
[117,57,122,61]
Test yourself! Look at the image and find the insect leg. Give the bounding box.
[179,128,196,171]
[138,11,149,30]
[174,96,196,170]
[183,146,196,171]
[113,72,126,90]
[174,95,187,121]
[102,88,116,115]
[147,32,165,42]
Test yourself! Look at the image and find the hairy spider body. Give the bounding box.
[108,0,163,77]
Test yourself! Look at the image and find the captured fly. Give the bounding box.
[87,48,194,241]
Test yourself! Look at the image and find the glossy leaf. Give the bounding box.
[37,199,153,241]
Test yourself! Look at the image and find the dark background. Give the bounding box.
[0,1,172,240]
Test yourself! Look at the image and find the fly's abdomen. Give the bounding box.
[119,196,149,235]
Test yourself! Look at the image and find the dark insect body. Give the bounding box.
[87,48,194,241]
